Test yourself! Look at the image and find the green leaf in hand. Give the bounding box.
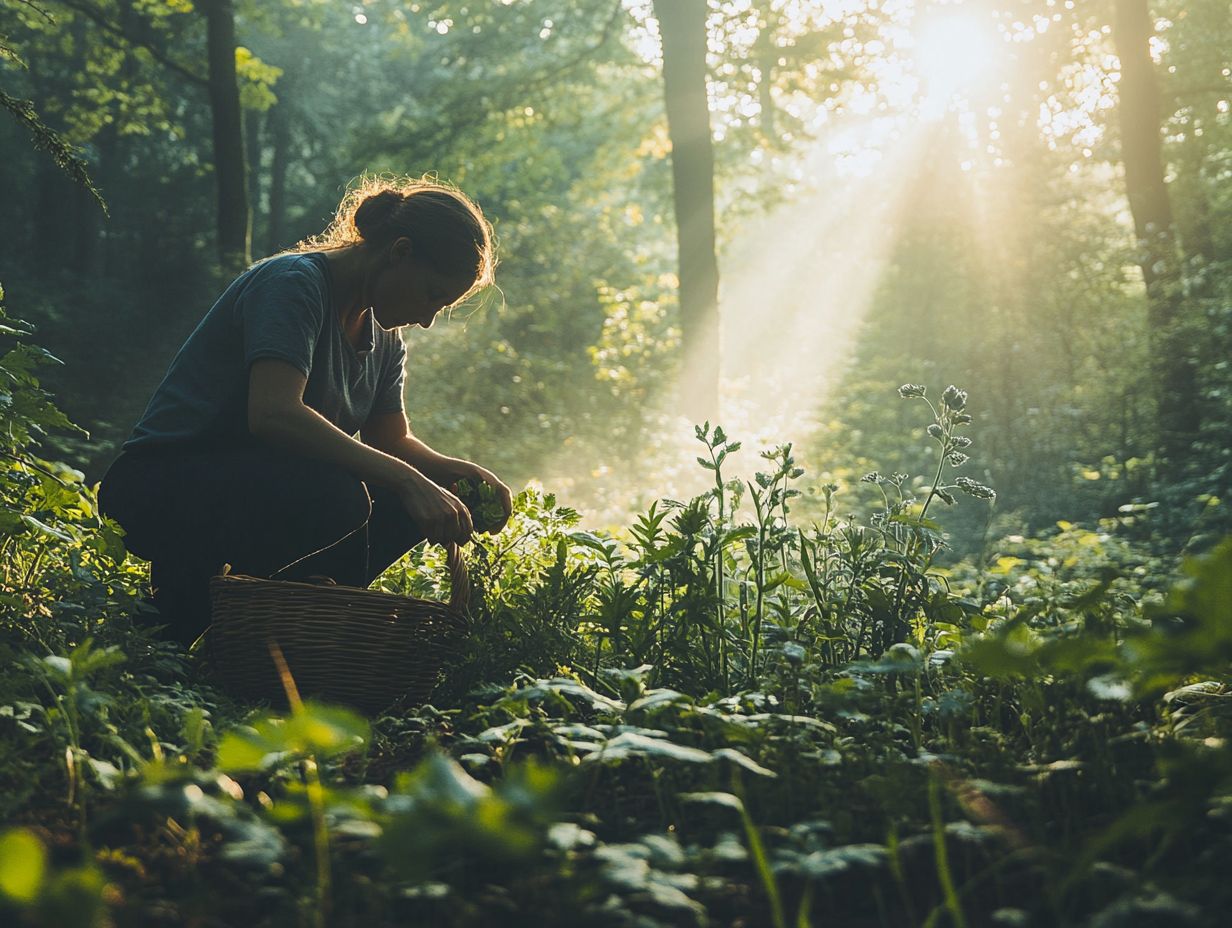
[452,477,505,533]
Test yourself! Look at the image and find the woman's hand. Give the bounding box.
[394,470,473,545]
[446,461,513,534]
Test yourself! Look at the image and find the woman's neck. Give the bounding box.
[322,245,373,330]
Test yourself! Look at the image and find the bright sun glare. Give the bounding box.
[541,2,1018,520]
[913,11,1001,113]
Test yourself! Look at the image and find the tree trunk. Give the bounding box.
[755,11,777,139]
[266,96,290,254]
[203,0,250,271]
[245,105,264,253]
[653,0,721,422]
[1112,0,1199,465]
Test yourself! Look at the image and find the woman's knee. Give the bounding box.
[97,452,168,560]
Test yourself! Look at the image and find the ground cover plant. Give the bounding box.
[2,287,1230,928]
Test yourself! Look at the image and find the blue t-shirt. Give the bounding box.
[124,252,407,450]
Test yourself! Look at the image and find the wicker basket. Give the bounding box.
[206,545,470,715]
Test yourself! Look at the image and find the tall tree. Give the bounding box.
[36,0,252,270]
[203,0,250,270]
[1112,0,1198,465]
[653,0,720,422]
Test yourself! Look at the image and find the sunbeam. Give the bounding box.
[912,8,1002,117]
[529,109,936,526]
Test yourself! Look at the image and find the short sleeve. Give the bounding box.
[236,258,328,376]
[372,335,407,415]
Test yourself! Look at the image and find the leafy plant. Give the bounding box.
[452,477,508,534]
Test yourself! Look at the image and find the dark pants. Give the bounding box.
[98,442,424,646]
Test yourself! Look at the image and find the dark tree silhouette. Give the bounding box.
[653,0,720,421]
[1113,0,1198,464]
[204,0,251,270]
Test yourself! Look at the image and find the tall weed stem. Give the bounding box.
[928,775,967,928]
[733,771,786,928]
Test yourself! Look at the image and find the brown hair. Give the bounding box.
[295,174,496,293]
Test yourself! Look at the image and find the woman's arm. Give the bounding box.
[248,359,473,542]
[362,410,513,531]
[360,411,466,484]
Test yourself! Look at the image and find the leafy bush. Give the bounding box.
[2,303,1231,927]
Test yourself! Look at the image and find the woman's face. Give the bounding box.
[369,238,474,330]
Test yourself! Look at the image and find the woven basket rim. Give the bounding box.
[208,570,469,617]
[204,547,470,714]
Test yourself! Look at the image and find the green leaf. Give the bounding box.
[478,718,530,743]
[796,844,886,877]
[402,752,490,807]
[763,571,794,592]
[506,678,625,713]
[960,632,1039,679]
[568,531,620,558]
[628,689,689,713]
[679,791,744,812]
[1164,536,1232,629]
[216,728,282,772]
[284,702,370,755]
[216,703,368,771]
[712,748,777,777]
[722,526,757,545]
[40,655,72,680]
[586,732,712,765]
[20,514,73,542]
[0,828,46,903]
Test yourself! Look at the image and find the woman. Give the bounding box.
[99,177,512,646]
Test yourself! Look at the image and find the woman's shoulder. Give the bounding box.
[231,252,331,305]
[245,251,328,282]
[221,252,332,327]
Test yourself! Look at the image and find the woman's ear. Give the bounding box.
[389,236,414,263]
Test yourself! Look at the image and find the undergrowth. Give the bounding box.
[2,285,1230,927]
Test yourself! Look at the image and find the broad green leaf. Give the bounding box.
[547,822,596,850]
[550,722,605,740]
[587,732,712,765]
[284,702,370,755]
[712,748,777,778]
[679,791,744,812]
[40,655,72,679]
[479,718,530,743]
[628,689,688,713]
[795,844,886,877]
[217,703,368,771]
[508,678,625,713]
[0,828,46,903]
[216,728,282,772]
[1163,536,1232,629]
[401,753,490,807]
[740,713,838,734]
[20,514,73,542]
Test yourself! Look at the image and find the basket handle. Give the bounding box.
[249,509,468,611]
[446,543,469,612]
[268,515,371,581]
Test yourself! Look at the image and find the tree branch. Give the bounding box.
[53,0,208,88]
[0,89,107,213]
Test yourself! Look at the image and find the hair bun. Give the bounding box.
[353,189,403,241]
